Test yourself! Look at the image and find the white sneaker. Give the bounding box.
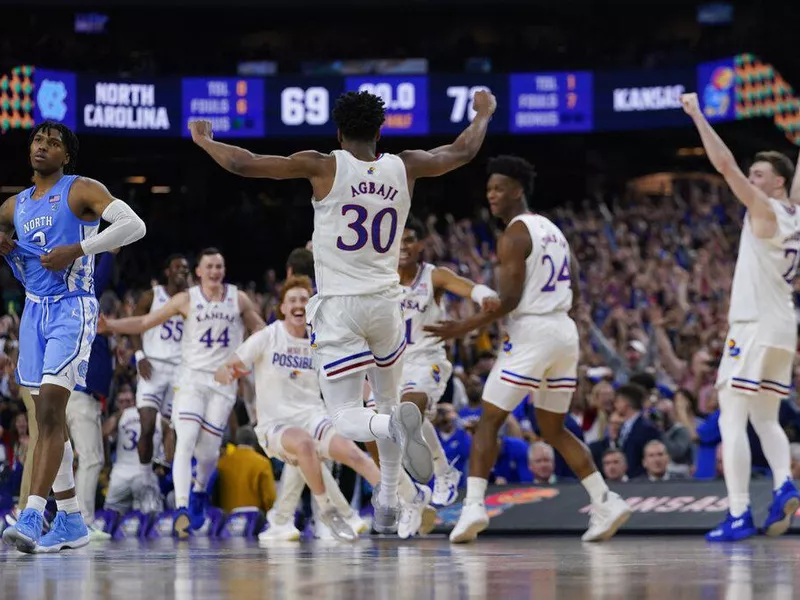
[347,512,370,535]
[389,403,434,483]
[398,484,433,539]
[258,521,301,542]
[432,466,462,506]
[88,525,112,542]
[419,505,438,536]
[581,492,631,542]
[449,502,489,544]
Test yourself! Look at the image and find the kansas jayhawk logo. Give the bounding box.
[502,334,513,354]
[727,339,741,359]
[431,364,441,383]
[309,330,317,349]
[289,370,300,380]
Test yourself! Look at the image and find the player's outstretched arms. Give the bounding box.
[100,291,189,336]
[400,90,497,180]
[0,197,16,256]
[189,120,329,180]
[680,93,775,227]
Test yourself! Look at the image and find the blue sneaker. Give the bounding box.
[173,508,192,540]
[35,511,90,553]
[188,490,208,531]
[706,509,758,542]
[763,478,800,536]
[2,508,44,554]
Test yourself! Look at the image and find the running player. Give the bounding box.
[189,88,496,531]
[100,247,265,538]
[399,215,499,505]
[215,275,383,541]
[130,254,189,487]
[680,93,800,541]
[425,155,630,543]
[1,121,146,553]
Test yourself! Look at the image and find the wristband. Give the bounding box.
[470,284,498,305]
[135,350,146,363]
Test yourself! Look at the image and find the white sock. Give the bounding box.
[377,437,400,507]
[313,493,332,512]
[465,477,487,504]
[52,441,75,493]
[422,419,448,478]
[719,390,752,517]
[172,443,193,509]
[321,465,352,514]
[581,472,610,504]
[749,394,792,490]
[26,495,47,515]
[56,496,81,515]
[398,470,419,504]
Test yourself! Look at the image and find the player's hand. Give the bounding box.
[96,314,113,335]
[40,243,83,272]
[481,296,501,312]
[137,357,153,381]
[680,93,700,117]
[0,232,15,256]
[424,320,469,342]
[473,90,497,118]
[189,120,213,144]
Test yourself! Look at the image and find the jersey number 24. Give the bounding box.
[541,254,571,292]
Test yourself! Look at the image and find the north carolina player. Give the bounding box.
[104,388,165,515]
[426,156,630,543]
[1,121,146,554]
[215,275,388,541]
[681,93,800,541]
[398,216,498,505]
[100,247,265,538]
[189,88,496,531]
[130,254,189,482]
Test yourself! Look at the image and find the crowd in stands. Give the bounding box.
[1,173,800,525]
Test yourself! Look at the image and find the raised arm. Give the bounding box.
[400,90,496,180]
[102,291,189,336]
[432,266,499,310]
[424,220,530,340]
[189,120,330,181]
[680,93,776,233]
[239,291,266,334]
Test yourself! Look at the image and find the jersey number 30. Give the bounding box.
[337,205,398,253]
[200,327,230,349]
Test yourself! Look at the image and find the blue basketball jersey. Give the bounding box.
[10,175,99,297]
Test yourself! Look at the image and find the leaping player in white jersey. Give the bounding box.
[189,88,496,532]
[426,155,631,543]
[215,275,389,542]
[130,254,189,488]
[680,93,800,542]
[100,247,266,538]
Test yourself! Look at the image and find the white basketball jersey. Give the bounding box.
[311,150,411,296]
[402,263,447,359]
[142,285,183,364]
[234,320,322,424]
[182,284,244,374]
[510,213,573,318]
[728,198,800,338]
[115,406,162,471]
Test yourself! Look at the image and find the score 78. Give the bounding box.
[446,86,491,123]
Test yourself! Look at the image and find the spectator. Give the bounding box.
[214,426,276,514]
[614,383,662,479]
[581,380,615,444]
[639,440,686,482]
[602,449,629,483]
[653,399,693,475]
[528,442,557,484]
[589,411,625,468]
[491,436,532,484]
[433,403,470,485]
[790,443,800,481]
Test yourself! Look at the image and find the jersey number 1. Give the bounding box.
[541,255,571,292]
[200,327,230,348]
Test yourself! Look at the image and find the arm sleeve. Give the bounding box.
[80,200,146,256]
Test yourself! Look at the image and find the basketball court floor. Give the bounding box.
[0,535,797,599]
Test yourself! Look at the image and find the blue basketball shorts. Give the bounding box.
[16,293,99,392]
